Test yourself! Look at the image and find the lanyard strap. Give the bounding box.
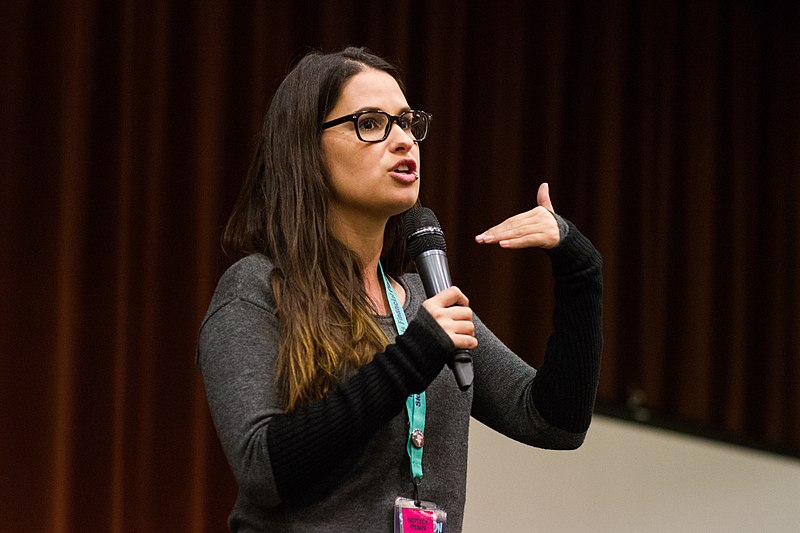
[378,262,426,482]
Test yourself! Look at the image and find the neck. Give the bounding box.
[363,255,387,314]
[329,211,388,312]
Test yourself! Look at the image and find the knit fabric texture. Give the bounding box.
[197,220,602,532]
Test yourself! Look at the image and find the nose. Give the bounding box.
[387,121,415,151]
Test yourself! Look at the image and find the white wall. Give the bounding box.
[464,415,800,532]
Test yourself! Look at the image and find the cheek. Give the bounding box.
[328,147,376,182]
[414,148,422,172]
[321,140,345,184]
[323,137,359,170]
[327,153,362,190]
[321,145,362,198]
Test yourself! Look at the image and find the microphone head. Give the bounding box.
[404,207,447,258]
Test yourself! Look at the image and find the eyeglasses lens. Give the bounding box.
[357,113,389,142]
[356,112,428,142]
[407,112,427,140]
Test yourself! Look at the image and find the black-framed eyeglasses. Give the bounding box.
[321,109,432,143]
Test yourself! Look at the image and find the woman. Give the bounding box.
[198,46,602,532]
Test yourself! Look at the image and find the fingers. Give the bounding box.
[422,287,478,350]
[428,285,469,308]
[474,182,560,249]
[474,207,559,248]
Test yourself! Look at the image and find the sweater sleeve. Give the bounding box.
[533,220,603,433]
[470,219,602,444]
[267,308,453,502]
[198,294,453,508]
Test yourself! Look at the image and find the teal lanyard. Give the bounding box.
[378,262,426,483]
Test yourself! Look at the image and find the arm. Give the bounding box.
[198,292,453,508]
[533,221,603,433]
[472,183,603,443]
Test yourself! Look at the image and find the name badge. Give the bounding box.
[394,497,447,533]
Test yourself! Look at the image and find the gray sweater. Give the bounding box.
[198,221,602,532]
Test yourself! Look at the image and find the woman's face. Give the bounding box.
[321,69,421,230]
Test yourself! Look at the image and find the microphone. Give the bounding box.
[404,207,474,391]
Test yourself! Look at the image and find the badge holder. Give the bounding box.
[394,495,447,532]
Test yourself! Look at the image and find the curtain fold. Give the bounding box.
[2,1,798,530]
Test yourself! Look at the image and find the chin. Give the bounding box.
[398,195,420,214]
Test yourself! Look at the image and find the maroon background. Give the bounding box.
[2,1,799,530]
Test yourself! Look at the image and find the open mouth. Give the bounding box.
[391,159,418,178]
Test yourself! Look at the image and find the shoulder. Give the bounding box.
[204,254,277,322]
[395,272,431,324]
[399,271,424,297]
[398,271,425,312]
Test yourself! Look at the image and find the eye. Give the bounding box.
[357,112,387,132]
[397,114,413,130]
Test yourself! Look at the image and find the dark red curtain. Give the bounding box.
[2,1,798,530]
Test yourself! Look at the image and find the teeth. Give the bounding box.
[397,165,410,172]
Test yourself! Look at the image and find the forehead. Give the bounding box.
[332,69,409,115]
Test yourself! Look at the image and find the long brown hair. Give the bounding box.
[223,47,416,411]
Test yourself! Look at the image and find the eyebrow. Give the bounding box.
[351,106,413,115]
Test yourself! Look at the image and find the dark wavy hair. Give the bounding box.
[223,46,417,410]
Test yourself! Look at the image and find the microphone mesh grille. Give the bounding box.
[404,207,447,257]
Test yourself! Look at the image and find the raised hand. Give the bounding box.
[474,182,561,249]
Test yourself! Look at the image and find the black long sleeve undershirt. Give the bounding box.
[533,223,603,433]
[266,308,452,502]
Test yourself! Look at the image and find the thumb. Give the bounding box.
[537,182,555,212]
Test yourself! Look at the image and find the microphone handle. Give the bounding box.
[414,250,474,391]
[415,250,453,295]
[449,349,474,392]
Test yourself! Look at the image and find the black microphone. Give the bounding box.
[404,207,474,391]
